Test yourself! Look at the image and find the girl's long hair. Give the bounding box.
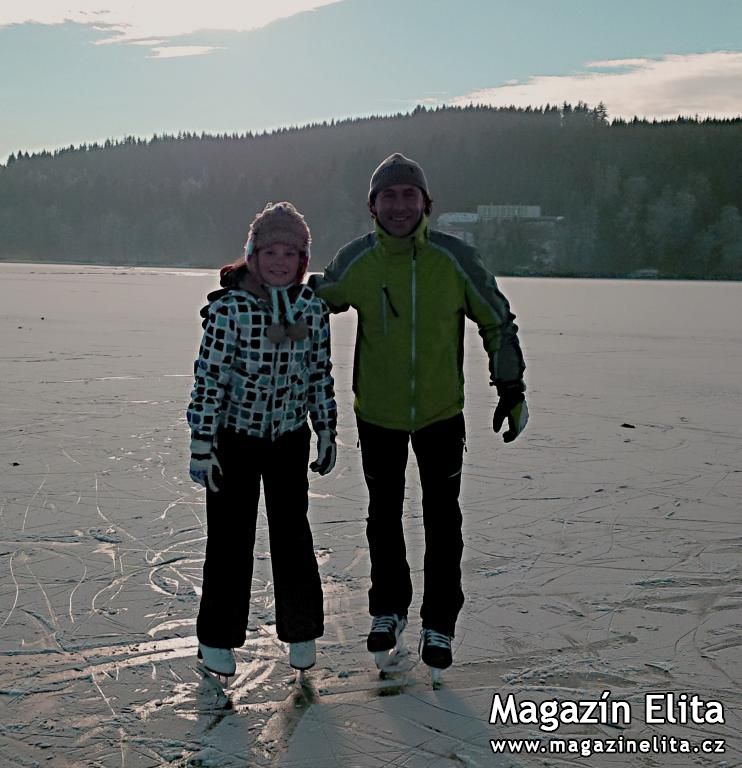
[218,254,248,288]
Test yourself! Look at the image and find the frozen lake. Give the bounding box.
[1,263,740,767]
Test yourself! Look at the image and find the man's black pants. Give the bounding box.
[357,412,466,637]
[196,424,324,648]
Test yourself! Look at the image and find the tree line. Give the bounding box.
[1,103,741,279]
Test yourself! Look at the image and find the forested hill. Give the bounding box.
[1,104,741,279]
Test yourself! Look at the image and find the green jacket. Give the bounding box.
[313,217,526,431]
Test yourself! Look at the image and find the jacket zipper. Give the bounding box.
[410,243,417,426]
[269,292,284,441]
[269,327,280,440]
[381,286,387,335]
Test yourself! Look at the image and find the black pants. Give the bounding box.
[357,412,466,637]
[196,424,323,648]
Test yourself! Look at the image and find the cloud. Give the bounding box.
[0,1,342,42]
[147,46,223,59]
[446,52,742,120]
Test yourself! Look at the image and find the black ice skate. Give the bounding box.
[419,628,452,688]
[367,614,407,672]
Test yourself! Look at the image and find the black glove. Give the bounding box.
[310,430,337,476]
[493,381,529,443]
[307,274,322,291]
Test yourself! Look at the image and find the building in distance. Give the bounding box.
[436,205,564,274]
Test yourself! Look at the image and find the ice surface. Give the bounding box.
[0,264,740,767]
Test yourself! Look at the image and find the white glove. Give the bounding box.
[310,430,336,476]
[190,437,222,492]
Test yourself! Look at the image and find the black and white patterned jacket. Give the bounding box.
[187,284,336,443]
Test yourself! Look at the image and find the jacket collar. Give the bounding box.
[237,270,301,302]
[375,215,429,255]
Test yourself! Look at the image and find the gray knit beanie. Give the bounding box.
[368,153,430,203]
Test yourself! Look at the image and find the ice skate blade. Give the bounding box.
[430,667,443,689]
[295,668,309,685]
[374,646,404,671]
[374,650,391,670]
[199,664,233,687]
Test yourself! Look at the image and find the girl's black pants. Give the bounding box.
[196,423,323,648]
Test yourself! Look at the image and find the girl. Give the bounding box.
[187,201,337,678]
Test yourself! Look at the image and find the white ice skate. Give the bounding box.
[289,639,316,682]
[367,614,407,673]
[419,629,452,689]
[198,643,236,684]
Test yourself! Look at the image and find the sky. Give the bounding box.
[2,0,741,163]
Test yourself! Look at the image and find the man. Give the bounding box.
[311,153,528,680]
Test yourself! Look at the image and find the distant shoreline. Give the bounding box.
[1,258,740,283]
